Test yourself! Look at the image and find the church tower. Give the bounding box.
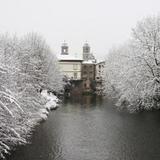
[83,42,96,62]
[83,42,90,54]
[83,42,90,60]
[61,42,68,55]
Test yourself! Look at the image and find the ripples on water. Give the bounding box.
[7,95,160,160]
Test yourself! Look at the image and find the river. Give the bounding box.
[6,96,160,160]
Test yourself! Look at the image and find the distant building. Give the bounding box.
[58,43,83,80]
[58,41,100,95]
[59,58,82,80]
[95,61,105,95]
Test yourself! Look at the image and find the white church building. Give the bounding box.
[58,42,83,80]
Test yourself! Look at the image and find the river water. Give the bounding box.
[6,96,160,160]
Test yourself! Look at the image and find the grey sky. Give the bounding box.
[0,0,160,60]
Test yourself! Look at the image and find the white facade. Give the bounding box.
[59,60,82,80]
[58,42,83,81]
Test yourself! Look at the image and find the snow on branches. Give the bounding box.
[105,15,160,112]
[0,33,63,159]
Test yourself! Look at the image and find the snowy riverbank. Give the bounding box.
[0,90,60,159]
[40,90,59,120]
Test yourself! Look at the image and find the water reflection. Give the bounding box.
[7,96,160,160]
[64,95,103,108]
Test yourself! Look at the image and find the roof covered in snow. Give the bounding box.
[96,61,105,65]
[58,54,83,61]
[82,60,96,64]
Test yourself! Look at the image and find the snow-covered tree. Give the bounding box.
[0,33,63,159]
[105,15,160,112]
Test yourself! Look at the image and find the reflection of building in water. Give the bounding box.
[82,95,92,106]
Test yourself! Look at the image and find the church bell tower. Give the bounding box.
[61,41,69,55]
[83,42,90,54]
[83,42,90,60]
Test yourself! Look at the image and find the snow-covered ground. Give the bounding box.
[40,90,59,120]
[0,90,60,159]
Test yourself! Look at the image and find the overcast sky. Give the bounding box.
[0,0,160,60]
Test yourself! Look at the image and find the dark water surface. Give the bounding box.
[7,96,160,160]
